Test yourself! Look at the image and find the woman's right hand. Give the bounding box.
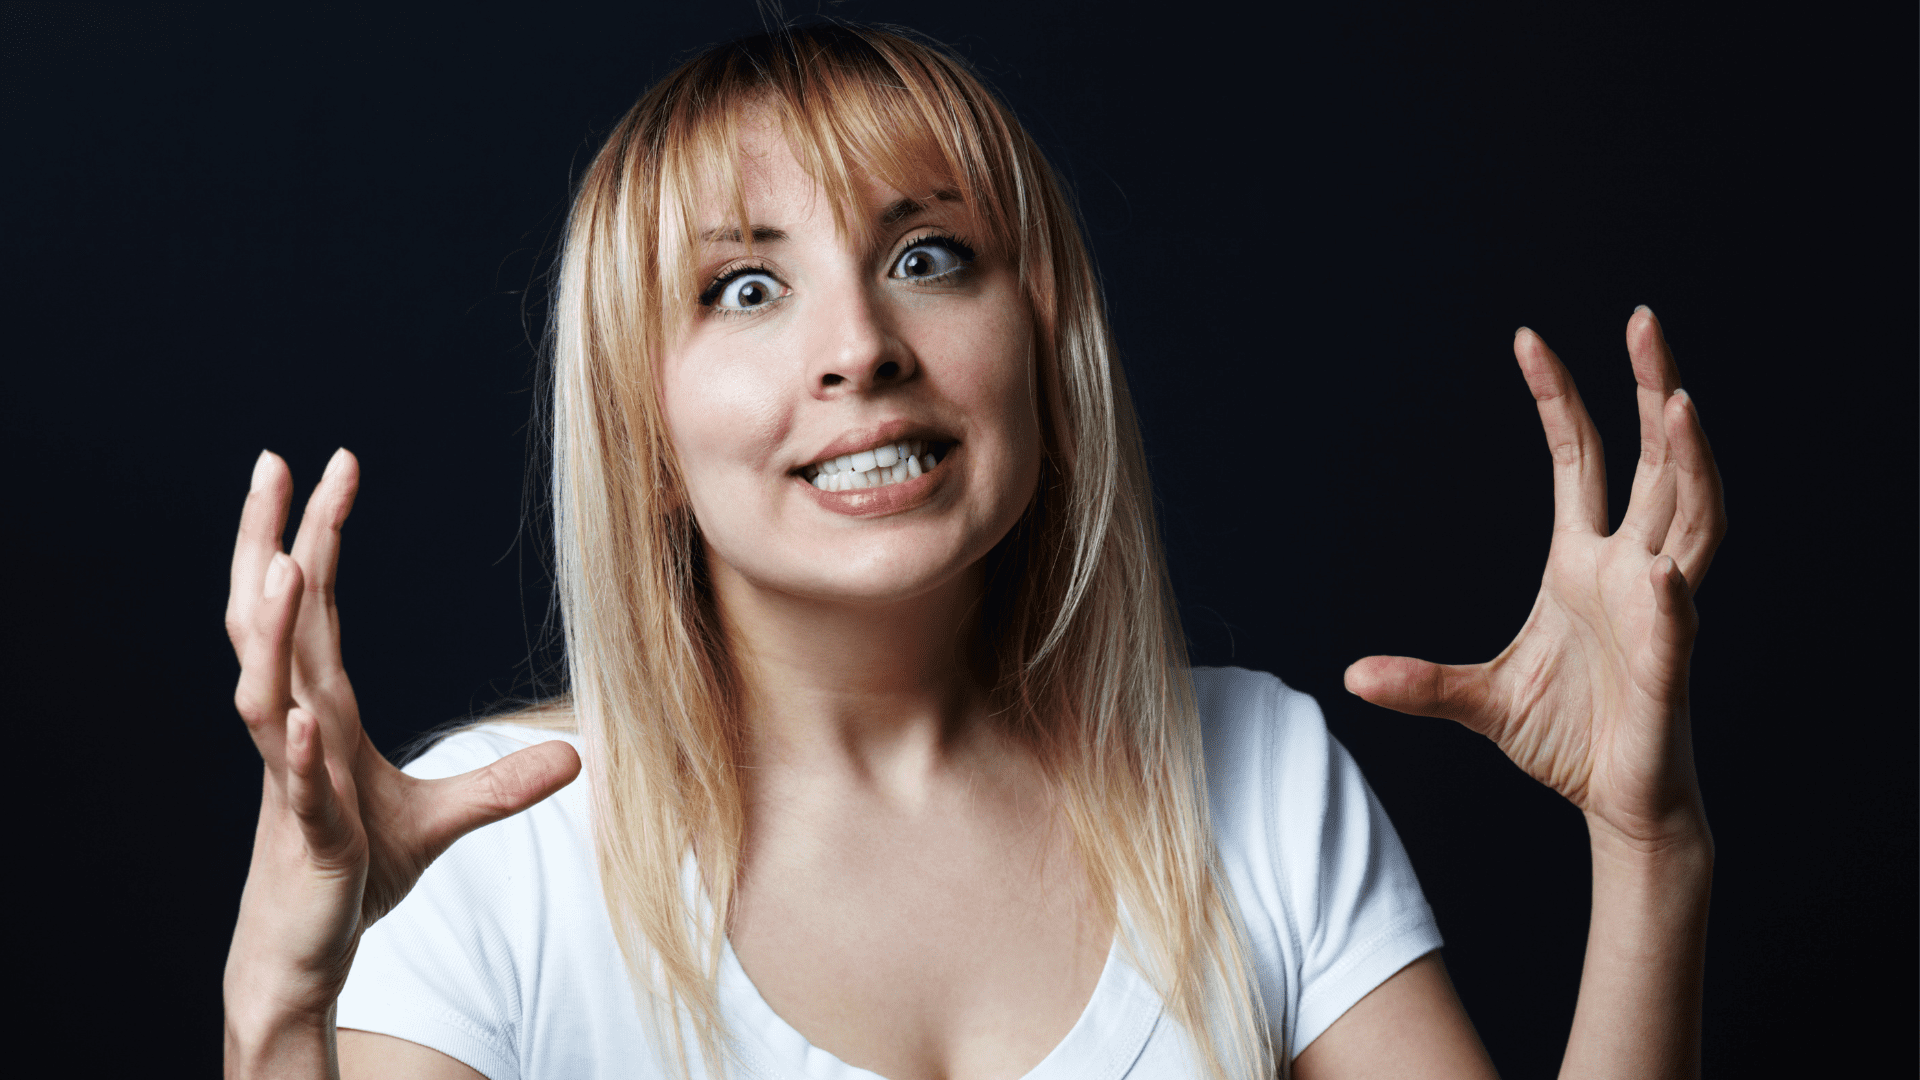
[222,449,580,1076]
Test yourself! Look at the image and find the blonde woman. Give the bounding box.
[222,25,1722,1080]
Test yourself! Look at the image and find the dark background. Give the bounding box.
[5,2,1912,1075]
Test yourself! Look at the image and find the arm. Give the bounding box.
[1295,953,1497,1079]
[1565,815,1711,1077]
[1297,827,1710,1080]
[222,449,579,1079]
[1326,308,1723,1079]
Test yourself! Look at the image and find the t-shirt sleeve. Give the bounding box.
[335,727,571,1080]
[1196,667,1444,1058]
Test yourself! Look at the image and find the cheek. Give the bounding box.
[661,344,790,502]
[947,298,1042,476]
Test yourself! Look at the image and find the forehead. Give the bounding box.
[709,125,845,221]
[686,114,961,240]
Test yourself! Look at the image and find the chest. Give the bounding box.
[728,784,1111,1080]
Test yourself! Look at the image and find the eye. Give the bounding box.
[890,236,973,281]
[704,269,787,311]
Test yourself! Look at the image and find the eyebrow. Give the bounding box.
[880,197,925,225]
[882,190,962,225]
[697,191,962,244]
[698,224,789,245]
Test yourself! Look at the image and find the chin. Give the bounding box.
[770,547,982,606]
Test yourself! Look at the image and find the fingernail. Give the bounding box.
[265,552,290,595]
[322,447,348,480]
[1514,325,1531,338]
[1671,387,1691,403]
[250,450,273,492]
[1635,304,1653,316]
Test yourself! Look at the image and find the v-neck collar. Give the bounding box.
[715,934,1163,1080]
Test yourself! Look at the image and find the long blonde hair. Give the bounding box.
[530,23,1273,1077]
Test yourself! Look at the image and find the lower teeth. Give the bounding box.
[809,453,935,491]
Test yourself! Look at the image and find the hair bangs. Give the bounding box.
[644,26,1025,326]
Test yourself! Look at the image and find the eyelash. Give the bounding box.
[698,263,777,311]
[695,231,980,316]
[892,232,978,282]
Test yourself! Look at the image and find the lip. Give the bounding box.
[798,442,957,517]
[798,419,953,472]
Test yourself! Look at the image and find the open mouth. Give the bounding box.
[800,439,951,492]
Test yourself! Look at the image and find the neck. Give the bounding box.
[709,558,998,801]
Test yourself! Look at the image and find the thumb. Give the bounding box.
[1344,655,1494,734]
[415,740,583,855]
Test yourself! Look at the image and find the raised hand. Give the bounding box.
[223,449,580,1073]
[1344,308,1724,849]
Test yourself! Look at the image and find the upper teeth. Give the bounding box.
[805,440,940,492]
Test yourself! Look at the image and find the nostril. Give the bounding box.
[821,373,844,386]
[876,361,900,380]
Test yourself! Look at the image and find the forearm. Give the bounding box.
[223,899,347,1080]
[1559,810,1713,1080]
[224,997,338,1080]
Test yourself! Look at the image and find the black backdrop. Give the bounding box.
[5,3,1912,1075]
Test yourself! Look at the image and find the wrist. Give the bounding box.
[224,997,336,1079]
[1584,801,1714,881]
[222,935,353,1076]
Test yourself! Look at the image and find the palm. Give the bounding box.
[226,449,579,1008]
[351,729,456,925]
[1490,528,1673,813]
[279,629,454,930]
[1347,309,1723,842]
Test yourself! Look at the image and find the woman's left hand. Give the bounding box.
[1345,307,1724,849]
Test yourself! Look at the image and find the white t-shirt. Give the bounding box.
[337,667,1442,1078]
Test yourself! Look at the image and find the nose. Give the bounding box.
[808,283,916,396]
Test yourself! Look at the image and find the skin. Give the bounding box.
[226,128,1723,1080]
[661,129,1101,1078]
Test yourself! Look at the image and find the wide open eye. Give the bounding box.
[890,238,970,281]
[709,270,787,311]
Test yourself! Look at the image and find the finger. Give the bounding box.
[1616,306,1685,548]
[1627,306,1683,458]
[285,707,356,861]
[411,741,583,857]
[288,448,360,608]
[1515,327,1608,536]
[286,449,361,684]
[1647,555,1697,692]
[234,553,304,769]
[1659,389,1725,591]
[225,451,292,652]
[1344,655,1496,735]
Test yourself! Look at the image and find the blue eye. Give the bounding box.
[710,271,785,310]
[890,238,971,280]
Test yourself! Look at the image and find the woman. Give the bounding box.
[222,25,1721,1080]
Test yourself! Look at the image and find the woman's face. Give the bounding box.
[660,129,1041,608]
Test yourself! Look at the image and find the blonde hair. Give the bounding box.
[530,23,1274,1077]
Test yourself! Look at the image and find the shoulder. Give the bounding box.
[1190,664,1389,889]
[1191,666,1324,749]
[1191,665,1337,824]
[1190,667,1443,1054]
[339,723,604,1071]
